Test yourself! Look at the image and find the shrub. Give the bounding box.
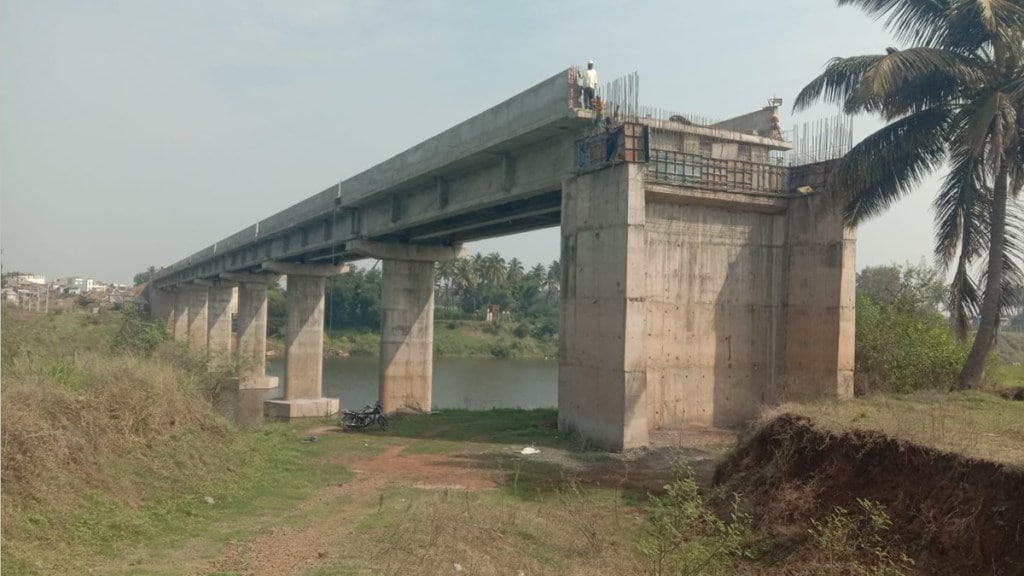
[808,499,913,576]
[856,294,969,394]
[636,466,757,576]
[513,322,531,338]
[111,308,168,357]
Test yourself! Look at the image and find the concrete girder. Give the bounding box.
[346,239,465,262]
[262,261,350,277]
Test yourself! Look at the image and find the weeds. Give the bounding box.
[808,499,914,576]
[636,465,757,576]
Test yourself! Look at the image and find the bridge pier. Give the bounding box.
[186,285,209,353]
[147,287,175,332]
[172,288,189,344]
[263,262,347,420]
[349,240,463,413]
[226,273,281,391]
[206,282,235,367]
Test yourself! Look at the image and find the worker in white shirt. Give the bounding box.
[582,60,598,110]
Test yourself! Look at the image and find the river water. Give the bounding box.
[266,357,558,411]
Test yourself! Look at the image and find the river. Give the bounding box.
[266,357,558,410]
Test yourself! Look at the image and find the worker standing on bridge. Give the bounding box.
[582,60,598,110]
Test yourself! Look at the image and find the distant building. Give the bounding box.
[55,277,103,293]
[14,274,45,285]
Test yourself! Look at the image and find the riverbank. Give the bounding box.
[267,319,558,360]
[6,308,1024,575]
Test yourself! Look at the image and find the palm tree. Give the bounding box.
[527,263,546,285]
[436,259,456,309]
[481,253,507,310]
[506,258,525,284]
[545,260,561,300]
[794,0,1024,389]
[453,257,479,312]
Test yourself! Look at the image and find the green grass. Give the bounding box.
[768,390,1024,468]
[991,362,1024,386]
[996,331,1024,365]
[385,408,569,448]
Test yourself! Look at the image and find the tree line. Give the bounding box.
[262,254,560,336]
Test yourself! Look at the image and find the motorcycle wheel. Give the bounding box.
[342,413,367,430]
[378,414,390,431]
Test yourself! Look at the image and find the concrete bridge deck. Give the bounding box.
[148,68,853,451]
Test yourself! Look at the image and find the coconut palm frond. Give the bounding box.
[837,0,952,47]
[793,55,884,112]
[832,107,951,224]
[934,144,987,267]
[946,0,1024,53]
[948,250,982,339]
[845,48,982,118]
[977,197,1024,312]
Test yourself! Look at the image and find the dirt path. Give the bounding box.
[192,423,735,576]
[203,434,504,576]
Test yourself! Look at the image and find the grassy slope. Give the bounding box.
[766,391,1024,468]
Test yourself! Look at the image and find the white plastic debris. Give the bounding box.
[204,496,215,505]
[454,563,464,572]
[520,447,540,455]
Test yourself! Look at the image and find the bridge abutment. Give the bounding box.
[779,164,856,402]
[559,163,649,451]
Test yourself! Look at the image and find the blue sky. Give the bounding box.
[2,0,941,283]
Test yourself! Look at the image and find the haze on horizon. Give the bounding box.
[2,0,952,284]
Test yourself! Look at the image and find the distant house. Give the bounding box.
[14,274,45,286]
[55,277,102,294]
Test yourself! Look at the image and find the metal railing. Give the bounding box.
[645,148,788,194]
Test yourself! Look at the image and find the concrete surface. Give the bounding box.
[282,274,326,401]
[379,259,436,413]
[186,286,209,353]
[233,275,276,386]
[264,397,340,420]
[207,283,235,366]
[559,163,649,451]
[173,289,189,344]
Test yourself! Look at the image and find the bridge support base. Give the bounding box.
[264,397,340,420]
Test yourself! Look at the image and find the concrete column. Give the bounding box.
[207,282,235,367]
[261,261,347,420]
[779,162,856,402]
[559,162,648,451]
[283,274,326,400]
[145,285,175,330]
[231,276,273,385]
[187,285,209,353]
[380,260,436,412]
[173,288,189,343]
[347,239,463,414]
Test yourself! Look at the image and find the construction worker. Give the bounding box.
[582,60,598,110]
